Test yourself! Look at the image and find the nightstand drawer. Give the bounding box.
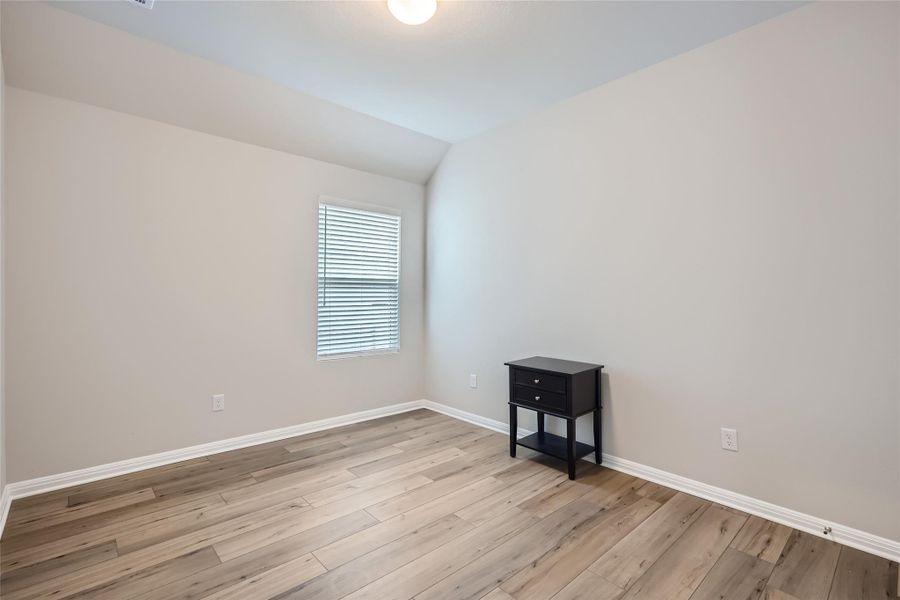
[513,369,566,394]
[513,385,567,413]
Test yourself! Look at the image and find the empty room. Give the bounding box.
[0,0,897,598]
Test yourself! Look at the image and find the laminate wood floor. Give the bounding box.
[1,410,896,600]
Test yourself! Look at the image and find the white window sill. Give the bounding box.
[317,349,400,362]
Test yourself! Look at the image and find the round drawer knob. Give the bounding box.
[534,378,540,384]
[535,396,541,401]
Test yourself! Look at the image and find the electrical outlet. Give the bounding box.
[721,428,738,452]
[469,374,477,389]
[212,394,225,412]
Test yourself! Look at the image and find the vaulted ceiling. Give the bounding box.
[2,1,801,183]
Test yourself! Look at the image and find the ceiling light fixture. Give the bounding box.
[387,0,437,25]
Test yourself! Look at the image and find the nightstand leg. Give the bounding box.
[593,408,601,464]
[537,412,545,441]
[509,404,517,458]
[567,418,576,480]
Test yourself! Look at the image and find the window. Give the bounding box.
[317,201,401,358]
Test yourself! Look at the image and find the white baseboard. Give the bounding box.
[3,398,898,563]
[420,399,520,435]
[3,400,424,504]
[422,400,900,563]
[0,485,11,539]
[597,453,900,563]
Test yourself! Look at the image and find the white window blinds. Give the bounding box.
[317,202,401,358]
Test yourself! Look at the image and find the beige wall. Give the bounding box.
[5,88,425,481]
[425,2,900,540]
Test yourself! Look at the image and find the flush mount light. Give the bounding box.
[387,0,437,25]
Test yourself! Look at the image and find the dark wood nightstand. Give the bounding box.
[505,356,604,479]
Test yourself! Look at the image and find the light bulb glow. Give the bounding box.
[387,0,437,25]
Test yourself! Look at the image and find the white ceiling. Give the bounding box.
[2,2,449,183]
[49,0,801,143]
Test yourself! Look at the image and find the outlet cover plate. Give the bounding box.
[212,394,225,412]
[721,427,738,452]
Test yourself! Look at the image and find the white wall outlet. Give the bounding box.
[212,394,225,412]
[469,374,477,388]
[721,427,738,452]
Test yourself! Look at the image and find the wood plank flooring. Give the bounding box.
[1,410,896,600]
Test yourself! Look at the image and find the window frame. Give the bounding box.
[316,196,402,361]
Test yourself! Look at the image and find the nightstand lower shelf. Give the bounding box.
[515,432,594,462]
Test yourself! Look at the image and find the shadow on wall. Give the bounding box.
[528,370,612,447]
